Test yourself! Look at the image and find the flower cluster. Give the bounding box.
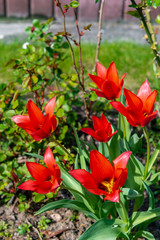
[12,61,158,204]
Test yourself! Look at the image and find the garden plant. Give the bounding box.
[0,0,160,239]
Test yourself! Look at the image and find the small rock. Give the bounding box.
[50,213,62,222]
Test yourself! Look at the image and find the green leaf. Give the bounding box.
[58,164,100,219]
[150,172,160,183]
[56,108,64,117]
[32,19,41,28]
[122,188,141,198]
[142,181,155,210]
[95,0,100,3]
[72,125,87,170]
[24,153,43,160]
[36,199,95,217]
[141,231,155,240]
[0,124,8,132]
[130,207,160,229]
[33,194,45,203]
[69,1,79,8]
[148,148,159,173]
[126,10,140,18]
[79,218,122,240]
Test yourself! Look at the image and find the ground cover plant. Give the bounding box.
[0,0,160,239]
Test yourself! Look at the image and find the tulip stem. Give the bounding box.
[106,142,113,161]
[52,138,74,160]
[143,126,150,180]
[119,199,128,231]
[120,114,126,139]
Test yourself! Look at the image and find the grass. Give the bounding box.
[0,40,156,91]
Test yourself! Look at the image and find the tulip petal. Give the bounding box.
[119,73,127,87]
[90,150,114,184]
[12,115,35,134]
[95,129,109,142]
[34,181,53,194]
[113,168,128,190]
[124,88,143,110]
[145,90,157,114]
[126,106,144,126]
[43,147,58,174]
[96,62,107,80]
[31,129,50,141]
[137,79,151,102]
[50,115,57,131]
[45,96,56,118]
[110,101,128,117]
[18,179,37,191]
[26,162,51,181]
[100,114,110,129]
[69,169,103,195]
[106,62,119,85]
[81,128,97,139]
[141,110,158,127]
[104,189,120,202]
[113,151,131,179]
[92,115,102,130]
[91,89,106,98]
[88,74,104,89]
[27,100,45,128]
[102,80,121,100]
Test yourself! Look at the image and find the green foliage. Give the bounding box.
[37,216,51,230]
[17,223,32,235]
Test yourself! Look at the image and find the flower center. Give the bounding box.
[99,178,114,194]
[143,112,148,117]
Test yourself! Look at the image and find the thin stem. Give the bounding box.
[93,0,105,72]
[119,199,129,232]
[57,0,82,88]
[143,126,150,180]
[106,142,113,161]
[73,8,89,121]
[52,138,74,160]
[120,114,126,139]
[130,0,160,67]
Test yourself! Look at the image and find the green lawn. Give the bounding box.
[0,40,155,91]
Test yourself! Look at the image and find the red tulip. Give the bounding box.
[70,150,131,202]
[89,62,126,100]
[18,147,62,194]
[81,113,117,142]
[12,97,57,141]
[110,80,158,127]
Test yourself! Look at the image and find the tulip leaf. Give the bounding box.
[72,125,87,170]
[58,164,101,219]
[25,153,43,160]
[142,181,155,210]
[140,231,155,240]
[78,218,122,240]
[148,148,159,173]
[36,199,96,219]
[130,207,160,229]
[98,142,109,158]
[122,188,141,198]
[150,172,160,183]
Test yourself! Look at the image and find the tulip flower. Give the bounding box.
[70,150,131,202]
[88,62,126,100]
[18,147,62,194]
[81,113,117,142]
[110,80,158,127]
[12,97,57,141]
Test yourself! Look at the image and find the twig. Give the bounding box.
[130,0,160,66]
[73,8,90,121]
[26,218,43,240]
[93,0,105,72]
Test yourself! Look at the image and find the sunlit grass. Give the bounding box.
[0,40,155,91]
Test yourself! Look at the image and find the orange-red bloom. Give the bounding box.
[89,62,126,100]
[18,147,62,194]
[110,80,158,127]
[70,150,131,202]
[12,97,57,141]
[81,113,117,142]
